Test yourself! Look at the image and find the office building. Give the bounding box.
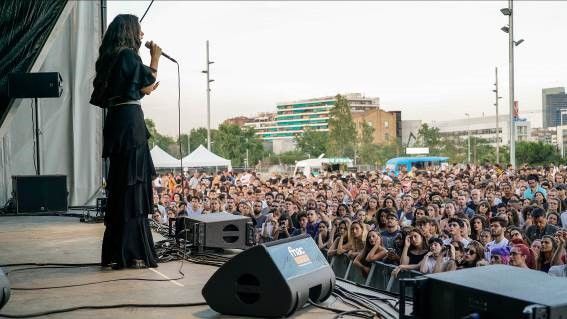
[244,93,399,154]
[431,114,530,146]
[542,87,567,128]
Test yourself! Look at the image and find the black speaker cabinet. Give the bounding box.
[11,175,68,213]
[407,265,567,319]
[202,234,335,318]
[8,72,63,98]
[176,212,255,249]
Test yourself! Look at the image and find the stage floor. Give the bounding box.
[0,215,378,319]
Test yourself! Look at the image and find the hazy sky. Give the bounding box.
[107,1,567,136]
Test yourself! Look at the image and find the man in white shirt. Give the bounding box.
[186,196,203,215]
[484,216,509,261]
[189,172,200,189]
[443,217,471,248]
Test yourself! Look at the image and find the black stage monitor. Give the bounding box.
[8,72,63,98]
[176,212,254,249]
[202,234,335,318]
[12,175,68,213]
[406,265,567,319]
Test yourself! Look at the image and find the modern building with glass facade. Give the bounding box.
[542,87,567,128]
[248,93,380,140]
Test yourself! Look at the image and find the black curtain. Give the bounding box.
[0,0,67,127]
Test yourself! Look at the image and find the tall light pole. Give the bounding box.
[202,40,215,151]
[493,67,502,164]
[501,0,524,168]
[561,109,567,158]
[465,113,471,163]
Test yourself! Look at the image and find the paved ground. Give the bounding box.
[0,216,360,319]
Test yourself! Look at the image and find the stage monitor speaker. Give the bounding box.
[12,175,68,213]
[0,268,10,310]
[8,72,63,98]
[405,265,567,319]
[176,212,255,249]
[202,234,335,318]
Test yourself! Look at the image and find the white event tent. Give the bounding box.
[150,145,181,169]
[181,145,232,169]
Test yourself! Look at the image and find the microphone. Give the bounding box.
[145,41,177,63]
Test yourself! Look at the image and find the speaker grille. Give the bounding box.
[236,274,260,304]
[222,224,239,243]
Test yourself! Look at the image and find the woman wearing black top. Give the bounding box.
[90,14,161,269]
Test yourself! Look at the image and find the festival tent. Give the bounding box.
[150,145,181,169]
[181,145,232,169]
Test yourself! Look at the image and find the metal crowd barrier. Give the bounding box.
[329,254,351,279]
[330,256,422,295]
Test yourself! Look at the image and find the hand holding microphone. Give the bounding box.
[145,41,177,63]
[146,40,162,60]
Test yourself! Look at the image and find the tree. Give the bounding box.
[274,150,306,165]
[374,143,399,166]
[214,124,264,167]
[145,119,175,153]
[328,94,356,158]
[417,123,442,154]
[358,121,376,165]
[516,141,561,165]
[188,127,211,152]
[295,127,328,157]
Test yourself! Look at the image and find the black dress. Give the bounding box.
[91,48,158,269]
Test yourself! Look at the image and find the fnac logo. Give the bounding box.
[288,246,312,266]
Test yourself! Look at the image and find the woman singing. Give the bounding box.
[90,14,161,269]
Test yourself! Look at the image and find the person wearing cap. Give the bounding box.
[380,210,401,250]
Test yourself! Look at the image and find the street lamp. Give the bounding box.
[465,113,471,163]
[500,0,523,168]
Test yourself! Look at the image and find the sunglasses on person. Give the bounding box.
[465,249,476,255]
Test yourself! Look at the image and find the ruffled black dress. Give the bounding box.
[91,48,158,269]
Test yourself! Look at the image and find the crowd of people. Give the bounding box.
[151,163,567,278]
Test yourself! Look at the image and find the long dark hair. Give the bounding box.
[92,14,141,105]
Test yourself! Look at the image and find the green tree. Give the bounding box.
[417,123,442,154]
[214,124,264,167]
[358,121,376,165]
[188,127,212,152]
[178,134,190,157]
[374,143,400,166]
[328,94,356,158]
[295,127,328,157]
[145,119,175,153]
[516,141,561,165]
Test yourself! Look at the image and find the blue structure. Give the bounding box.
[384,156,449,176]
